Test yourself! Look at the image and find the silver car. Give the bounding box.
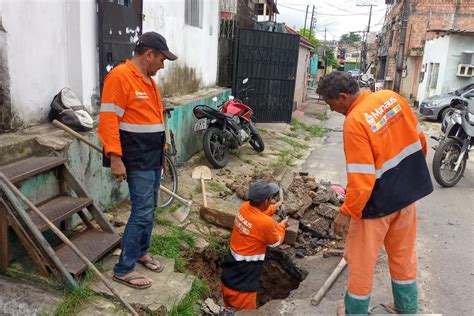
[419,83,474,121]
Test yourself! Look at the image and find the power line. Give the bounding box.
[278,4,386,16]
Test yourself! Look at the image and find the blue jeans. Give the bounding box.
[114,168,161,276]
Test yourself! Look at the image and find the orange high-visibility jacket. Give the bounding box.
[221,202,286,292]
[341,90,433,219]
[98,60,165,170]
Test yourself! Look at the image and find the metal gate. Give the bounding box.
[233,28,299,123]
[98,0,143,90]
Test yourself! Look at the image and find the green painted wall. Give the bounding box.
[344,63,360,72]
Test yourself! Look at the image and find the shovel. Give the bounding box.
[192,166,212,207]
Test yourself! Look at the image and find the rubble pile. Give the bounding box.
[284,175,345,258]
[226,173,346,259]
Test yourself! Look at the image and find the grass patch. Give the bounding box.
[304,135,311,141]
[291,117,327,137]
[155,204,181,226]
[207,235,228,257]
[207,180,227,193]
[271,150,295,168]
[284,131,299,138]
[54,286,94,316]
[242,158,253,165]
[156,202,182,214]
[149,226,195,272]
[168,278,210,316]
[317,112,329,121]
[54,265,103,316]
[155,217,174,227]
[281,137,309,150]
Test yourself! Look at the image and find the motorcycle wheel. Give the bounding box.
[432,138,467,187]
[203,126,230,168]
[249,131,265,152]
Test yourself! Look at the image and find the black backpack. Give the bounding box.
[48,88,93,132]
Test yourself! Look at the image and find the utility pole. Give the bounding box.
[394,0,409,93]
[324,27,328,75]
[304,5,309,33]
[357,2,376,74]
[308,5,315,41]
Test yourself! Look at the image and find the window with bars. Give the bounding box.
[185,0,203,28]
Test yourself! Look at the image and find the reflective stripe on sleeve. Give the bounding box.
[230,249,265,262]
[267,236,281,248]
[375,140,422,179]
[119,122,165,133]
[346,164,376,175]
[100,103,124,118]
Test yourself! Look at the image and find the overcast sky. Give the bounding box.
[275,0,388,41]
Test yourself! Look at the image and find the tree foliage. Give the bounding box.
[324,46,339,68]
[340,32,362,44]
[297,28,320,48]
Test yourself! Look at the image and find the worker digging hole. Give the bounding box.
[189,174,346,312]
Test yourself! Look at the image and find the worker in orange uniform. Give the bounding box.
[98,32,177,289]
[221,180,288,310]
[316,72,433,315]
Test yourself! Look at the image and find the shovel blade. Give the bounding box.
[192,165,212,180]
[171,205,190,223]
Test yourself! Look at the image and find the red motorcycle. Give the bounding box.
[193,79,265,168]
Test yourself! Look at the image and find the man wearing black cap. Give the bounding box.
[98,32,177,289]
[220,180,289,310]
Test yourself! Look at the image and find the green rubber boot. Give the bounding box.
[391,280,418,314]
[344,291,371,315]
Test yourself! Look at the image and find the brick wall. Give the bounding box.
[376,0,474,93]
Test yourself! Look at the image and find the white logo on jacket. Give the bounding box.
[135,91,149,100]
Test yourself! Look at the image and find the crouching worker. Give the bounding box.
[220,180,289,310]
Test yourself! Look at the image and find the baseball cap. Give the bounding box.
[136,32,177,61]
[247,180,280,204]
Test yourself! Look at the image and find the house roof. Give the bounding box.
[285,25,315,50]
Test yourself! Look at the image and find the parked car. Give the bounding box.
[348,69,361,78]
[419,83,474,121]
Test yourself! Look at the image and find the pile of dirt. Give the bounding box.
[185,242,226,305]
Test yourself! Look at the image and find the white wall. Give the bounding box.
[294,45,311,105]
[417,34,474,102]
[0,0,98,127]
[143,0,219,87]
[444,35,474,92]
[0,0,218,128]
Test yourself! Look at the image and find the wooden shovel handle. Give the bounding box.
[201,178,207,207]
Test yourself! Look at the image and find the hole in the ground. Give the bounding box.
[185,239,308,308]
[257,248,308,306]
